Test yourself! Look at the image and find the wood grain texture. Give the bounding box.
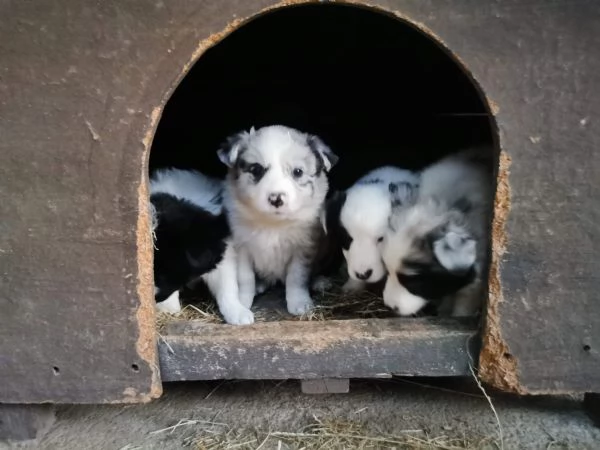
[0,0,598,401]
[159,318,478,381]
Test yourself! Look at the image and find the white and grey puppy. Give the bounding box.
[381,152,492,317]
[219,125,338,315]
[321,166,420,292]
[151,168,254,325]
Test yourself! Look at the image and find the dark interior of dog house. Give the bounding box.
[149,3,497,323]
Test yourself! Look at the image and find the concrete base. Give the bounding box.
[7,380,600,449]
[0,404,55,443]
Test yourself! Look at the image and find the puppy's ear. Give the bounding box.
[217,128,254,167]
[307,134,339,173]
[321,190,346,234]
[389,181,417,208]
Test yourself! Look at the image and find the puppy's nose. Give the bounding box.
[356,269,373,280]
[268,193,285,208]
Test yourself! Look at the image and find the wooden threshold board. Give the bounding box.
[159,317,480,381]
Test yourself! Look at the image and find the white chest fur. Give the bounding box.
[237,221,316,282]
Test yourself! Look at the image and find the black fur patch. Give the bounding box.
[358,178,383,185]
[307,138,325,175]
[311,192,346,278]
[151,193,230,302]
[323,191,354,250]
[338,225,353,251]
[237,159,267,183]
[452,196,472,214]
[219,131,249,169]
[389,182,409,207]
[397,266,476,302]
[397,226,476,303]
[307,134,338,175]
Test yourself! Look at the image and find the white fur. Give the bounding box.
[433,230,477,273]
[221,126,336,315]
[150,168,223,215]
[383,274,428,316]
[202,242,254,325]
[156,290,182,314]
[154,243,254,325]
[341,166,420,286]
[382,152,492,317]
[150,169,253,325]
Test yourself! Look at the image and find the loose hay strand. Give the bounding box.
[189,416,493,450]
[157,277,394,329]
[469,363,504,450]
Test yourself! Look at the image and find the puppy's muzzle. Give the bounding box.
[268,192,285,208]
[355,269,373,280]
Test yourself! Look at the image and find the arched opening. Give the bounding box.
[150,3,497,323]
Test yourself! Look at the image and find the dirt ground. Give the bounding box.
[2,378,599,450]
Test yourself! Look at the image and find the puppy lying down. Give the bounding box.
[381,151,493,317]
[321,165,420,293]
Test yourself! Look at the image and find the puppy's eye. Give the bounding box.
[248,163,265,179]
[377,236,384,243]
[292,168,304,178]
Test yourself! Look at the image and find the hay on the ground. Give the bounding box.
[157,277,395,329]
[185,416,494,450]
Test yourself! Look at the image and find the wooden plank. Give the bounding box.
[0,404,55,442]
[0,1,168,403]
[159,318,478,381]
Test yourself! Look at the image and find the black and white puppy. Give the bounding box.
[151,168,254,325]
[321,166,420,292]
[381,152,492,317]
[218,125,338,315]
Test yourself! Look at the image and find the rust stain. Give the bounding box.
[132,106,163,403]
[478,151,526,394]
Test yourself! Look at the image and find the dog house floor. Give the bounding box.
[157,284,479,382]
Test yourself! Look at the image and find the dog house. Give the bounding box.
[1,0,599,440]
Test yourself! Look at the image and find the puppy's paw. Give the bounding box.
[382,280,427,316]
[286,292,314,316]
[221,303,255,325]
[239,293,255,309]
[156,291,182,314]
[341,278,366,294]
